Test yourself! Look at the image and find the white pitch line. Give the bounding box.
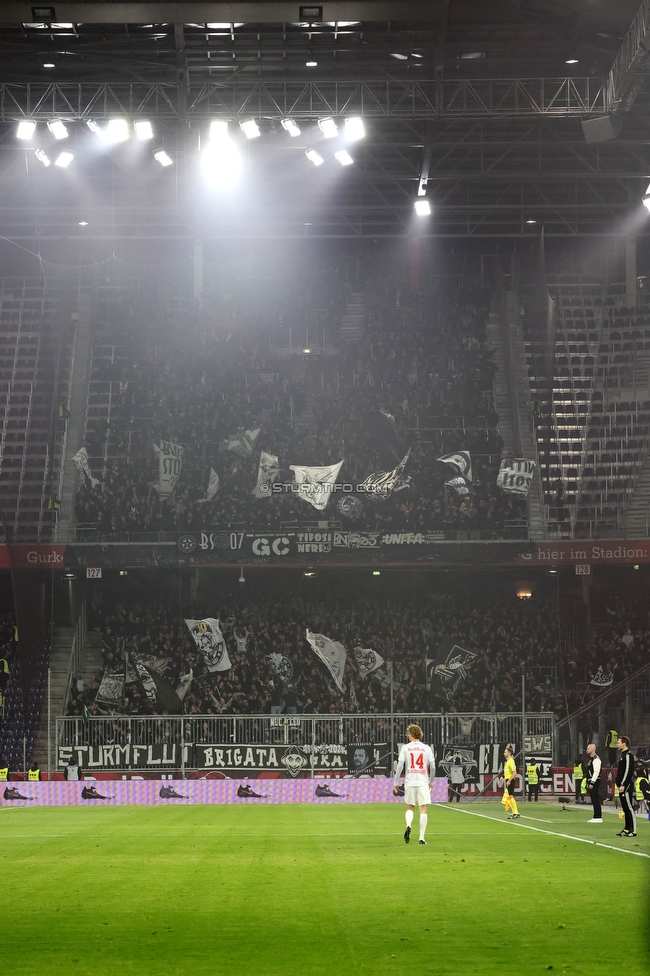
[520,815,554,823]
[443,805,650,859]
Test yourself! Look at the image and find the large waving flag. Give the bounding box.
[220,426,261,458]
[72,446,100,488]
[290,460,344,510]
[185,618,232,673]
[353,647,385,678]
[359,450,410,500]
[196,468,219,504]
[306,630,346,692]
[437,451,472,482]
[253,451,280,498]
[151,439,184,498]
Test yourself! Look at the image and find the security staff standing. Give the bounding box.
[64,757,82,781]
[585,742,603,823]
[616,735,636,837]
[526,758,540,802]
[0,760,8,781]
[574,757,586,804]
[634,770,649,814]
[27,762,41,782]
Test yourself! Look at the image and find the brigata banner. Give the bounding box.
[58,742,390,776]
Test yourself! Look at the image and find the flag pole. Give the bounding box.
[521,671,526,804]
[389,661,394,771]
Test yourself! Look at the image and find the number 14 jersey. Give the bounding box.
[394,740,436,788]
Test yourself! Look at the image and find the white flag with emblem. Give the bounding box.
[184,618,231,673]
[589,664,616,688]
[353,647,385,677]
[72,446,100,488]
[253,451,280,498]
[197,468,219,504]
[306,629,346,692]
[496,458,536,497]
[290,460,344,510]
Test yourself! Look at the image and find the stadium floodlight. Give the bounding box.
[134,120,154,140]
[306,57,318,67]
[106,118,129,143]
[209,120,229,142]
[47,119,68,140]
[154,149,173,167]
[305,148,324,166]
[240,119,261,139]
[318,117,338,139]
[334,150,353,166]
[201,138,241,189]
[17,120,37,140]
[643,184,650,213]
[34,148,51,167]
[85,119,102,135]
[344,117,365,141]
[281,118,301,137]
[54,150,74,168]
[414,199,431,216]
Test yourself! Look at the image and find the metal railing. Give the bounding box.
[55,712,555,771]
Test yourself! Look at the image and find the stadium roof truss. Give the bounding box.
[0,1,650,239]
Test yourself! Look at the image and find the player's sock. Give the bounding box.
[510,798,518,816]
[419,813,428,842]
[405,809,414,829]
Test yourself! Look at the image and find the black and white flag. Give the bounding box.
[185,617,232,673]
[590,664,616,688]
[290,461,344,511]
[445,476,470,497]
[151,439,184,499]
[72,446,100,488]
[306,630,346,692]
[353,647,385,677]
[437,452,472,482]
[496,458,536,497]
[252,451,280,498]
[220,426,261,458]
[359,450,410,500]
[95,671,124,708]
[267,653,294,683]
[429,637,477,703]
[197,468,219,504]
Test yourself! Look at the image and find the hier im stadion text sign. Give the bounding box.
[2,538,650,570]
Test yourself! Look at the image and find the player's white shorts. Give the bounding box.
[405,785,431,806]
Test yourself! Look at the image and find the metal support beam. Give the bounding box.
[0,77,608,121]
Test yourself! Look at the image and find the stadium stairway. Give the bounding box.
[80,630,105,688]
[339,294,367,344]
[31,626,75,770]
[622,455,650,536]
[56,290,92,542]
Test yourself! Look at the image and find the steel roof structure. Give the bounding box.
[0,1,650,241]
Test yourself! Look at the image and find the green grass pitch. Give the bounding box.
[1,801,648,975]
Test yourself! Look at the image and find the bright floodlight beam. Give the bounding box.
[414,199,431,216]
[134,120,154,140]
[240,119,260,139]
[201,138,241,189]
[209,120,229,142]
[34,148,50,167]
[305,148,324,166]
[107,119,129,143]
[47,119,68,140]
[643,184,650,213]
[85,119,102,135]
[334,150,353,166]
[318,117,338,139]
[344,117,365,141]
[154,149,173,167]
[17,120,37,140]
[281,119,301,137]
[54,150,74,168]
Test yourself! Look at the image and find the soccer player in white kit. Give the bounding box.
[392,723,436,845]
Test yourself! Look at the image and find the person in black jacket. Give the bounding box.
[615,735,636,837]
[585,742,603,823]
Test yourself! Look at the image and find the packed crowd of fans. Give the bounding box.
[74,270,526,536]
[67,581,564,721]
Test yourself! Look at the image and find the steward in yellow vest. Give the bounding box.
[0,764,8,781]
[574,759,586,804]
[526,760,540,802]
[635,774,649,809]
[27,764,41,781]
